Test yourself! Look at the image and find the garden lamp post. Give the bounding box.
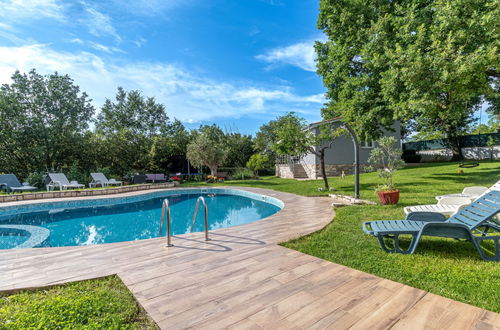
[342,123,360,199]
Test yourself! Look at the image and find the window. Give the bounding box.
[361,140,374,148]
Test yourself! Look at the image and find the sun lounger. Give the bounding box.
[435,180,500,201]
[46,173,85,191]
[363,190,500,261]
[0,174,38,194]
[90,173,123,188]
[146,174,166,183]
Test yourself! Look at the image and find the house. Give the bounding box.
[276,118,402,179]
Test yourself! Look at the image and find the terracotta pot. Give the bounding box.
[377,189,400,205]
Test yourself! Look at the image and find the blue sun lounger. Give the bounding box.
[363,190,500,261]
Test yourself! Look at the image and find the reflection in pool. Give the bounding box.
[0,190,282,249]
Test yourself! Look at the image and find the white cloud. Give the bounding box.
[0,44,323,123]
[0,0,66,25]
[256,40,318,72]
[109,0,194,16]
[81,4,121,42]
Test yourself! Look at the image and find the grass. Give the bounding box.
[0,276,157,329]
[187,161,500,312]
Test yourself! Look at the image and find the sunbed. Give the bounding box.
[0,174,38,194]
[90,173,123,188]
[46,173,85,191]
[363,190,500,261]
[435,180,500,200]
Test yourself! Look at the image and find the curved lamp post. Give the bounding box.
[341,123,360,199]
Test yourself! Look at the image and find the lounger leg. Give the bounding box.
[473,236,500,262]
[377,234,419,255]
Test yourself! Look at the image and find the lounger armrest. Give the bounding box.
[437,196,473,205]
[462,186,488,195]
[405,212,447,222]
[362,221,375,235]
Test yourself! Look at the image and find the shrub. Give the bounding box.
[232,167,254,180]
[67,161,88,185]
[367,136,405,192]
[401,149,422,163]
[26,171,46,188]
[246,154,269,176]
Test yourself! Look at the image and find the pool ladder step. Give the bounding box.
[159,196,210,247]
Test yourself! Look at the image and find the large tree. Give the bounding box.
[317,0,499,160]
[94,87,171,175]
[224,133,254,168]
[0,69,94,177]
[186,125,228,176]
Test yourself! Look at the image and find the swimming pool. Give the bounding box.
[0,189,283,250]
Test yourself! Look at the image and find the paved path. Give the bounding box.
[1,187,499,329]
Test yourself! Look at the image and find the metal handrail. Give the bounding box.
[159,199,173,247]
[189,196,210,241]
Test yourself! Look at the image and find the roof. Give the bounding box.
[307,116,343,129]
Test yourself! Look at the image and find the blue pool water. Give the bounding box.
[0,189,283,249]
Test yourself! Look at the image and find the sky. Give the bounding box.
[0,0,326,135]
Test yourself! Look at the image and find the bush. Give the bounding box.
[26,171,46,188]
[67,161,88,185]
[246,154,269,176]
[232,168,254,180]
[401,149,422,163]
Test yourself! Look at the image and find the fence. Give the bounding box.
[402,133,500,162]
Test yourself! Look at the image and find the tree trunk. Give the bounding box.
[208,165,217,176]
[319,149,329,190]
[448,135,463,161]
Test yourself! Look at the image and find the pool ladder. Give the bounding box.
[159,196,210,247]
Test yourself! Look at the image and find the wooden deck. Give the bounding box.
[0,187,499,329]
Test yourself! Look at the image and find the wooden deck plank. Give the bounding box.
[0,187,498,329]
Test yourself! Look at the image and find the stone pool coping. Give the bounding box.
[0,182,179,204]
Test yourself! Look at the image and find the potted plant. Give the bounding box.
[368,136,405,205]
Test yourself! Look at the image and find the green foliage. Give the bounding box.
[224,133,254,168]
[246,154,269,176]
[67,161,88,184]
[368,136,405,191]
[232,167,255,180]
[0,276,156,329]
[26,170,46,189]
[0,69,95,178]
[317,0,499,160]
[271,112,344,189]
[94,87,173,176]
[186,125,228,176]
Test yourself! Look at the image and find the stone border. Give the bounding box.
[329,193,376,206]
[0,182,179,203]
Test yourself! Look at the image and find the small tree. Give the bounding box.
[368,136,405,192]
[271,113,342,190]
[246,154,269,177]
[186,126,228,176]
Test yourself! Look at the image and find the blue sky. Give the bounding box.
[0,0,326,135]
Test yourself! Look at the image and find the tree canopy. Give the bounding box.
[317,0,499,159]
[271,112,343,189]
[186,125,229,176]
[0,69,95,177]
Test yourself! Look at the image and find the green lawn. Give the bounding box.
[188,161,500,312]
[0,276,157,329]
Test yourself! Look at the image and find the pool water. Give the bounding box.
[0,190,282,249]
